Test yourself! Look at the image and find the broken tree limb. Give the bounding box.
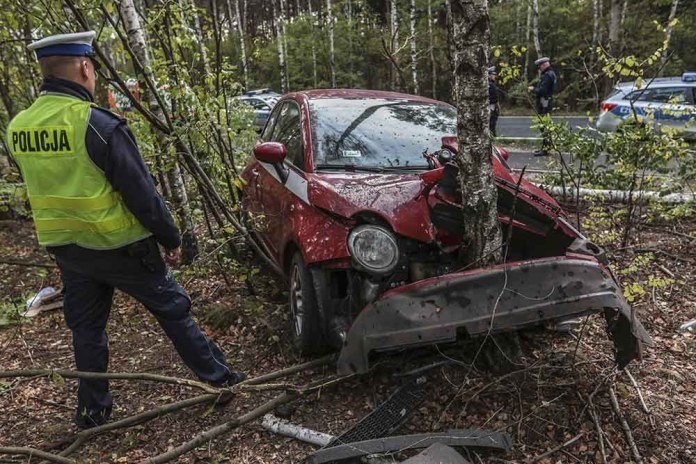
[526,432,583,463]
[541,185,696,204]
[0,369,222,394]
[0,356,336,395]
[261,414,334,446]
[609,384,644,464]
[0,259,57,268]
[59,394,219,458]
[241,354,336,385]
[145,375,349,464]
[0,447,75,464]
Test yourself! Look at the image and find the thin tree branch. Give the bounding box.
[0,447,75,464]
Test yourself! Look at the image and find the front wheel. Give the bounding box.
[289,252,324,355]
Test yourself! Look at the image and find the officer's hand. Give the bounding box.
[164,247,181,267]
[527,86,534,92]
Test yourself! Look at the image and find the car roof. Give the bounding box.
[615,76,696,90]
[287,88,450,106]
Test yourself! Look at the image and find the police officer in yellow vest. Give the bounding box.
[7,31,246,428]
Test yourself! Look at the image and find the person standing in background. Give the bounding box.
[528,57,557,156]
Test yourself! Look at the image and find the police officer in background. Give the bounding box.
[7,31,246,429]
[488,66,500,137]
[528,57,557,156]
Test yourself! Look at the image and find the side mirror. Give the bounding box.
[254,142,287,164]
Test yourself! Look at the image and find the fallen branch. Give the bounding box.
[609,384,644,464]
[0,259,57,268]
[59,394,219,457]
[0,447,75,464]
[0,355,337,395]
[144,375,348,464]
[526,432,583,463]
[580,390,607,464]
[623,368,654,427]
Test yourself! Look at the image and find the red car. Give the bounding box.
[240,89,650,374]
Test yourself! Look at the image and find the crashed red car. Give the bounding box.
[240,89,650,374]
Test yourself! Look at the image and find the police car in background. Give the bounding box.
[237,88,281,132]
[596,72,696,139]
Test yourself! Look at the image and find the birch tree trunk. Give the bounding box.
[447,0,502,266]
[608,0,621,54]
[409,0,419,94]
[307,0,318,87]
[327,0,336,88]
[532,0,542,59]
[347,0,353,87]
[391,0,399,90]
[524,3,531,79]
[229,0,249,88]
[119,0,199,262]
[620,0,628,26]
[189,0,211,76]
[428,0,437,98]
[281,0,290,89]
[660,0,679,70]
[273,0,288,92]
[592,0,599,46]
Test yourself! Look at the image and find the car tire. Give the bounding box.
[289,252,324,355]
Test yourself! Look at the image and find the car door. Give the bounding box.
[648,87,691,132]
[256,101,307,262]
[242,103,282,251]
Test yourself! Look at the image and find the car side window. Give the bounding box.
[629,87,687,104]
[261,103,284,141]
[269,102,304,169]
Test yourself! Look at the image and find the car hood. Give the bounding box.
[306,172,435,243]
[306,161,565,244]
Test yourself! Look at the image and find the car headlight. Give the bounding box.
[347,225,399,275]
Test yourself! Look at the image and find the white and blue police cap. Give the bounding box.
[487,66,497,74]
[534,57,551,66]
[27,31,97,60]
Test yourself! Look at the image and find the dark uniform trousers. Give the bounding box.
[537,98,554,153]
[52,237,231,417]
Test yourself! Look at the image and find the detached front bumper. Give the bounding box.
[337,256,651,374]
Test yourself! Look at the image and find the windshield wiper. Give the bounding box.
[315,164,429,172]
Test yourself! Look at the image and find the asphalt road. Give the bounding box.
[497,115,591,139]
[497,116,591,170]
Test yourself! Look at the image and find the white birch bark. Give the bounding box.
[592,0,599,46]
[391,0,399,89]
[532,0,542,59]
[428,0,437,98]
[409,0,419,94]
[327,0,336,88]
[608,0,621,53]
[231,0,249,88]
[281,0,290,89]
[307,0,318,87]
[660,0,679,69]
[273,0,288,92]
[118,0,198,260]
[621,0,628,26]
[447,0,502,265]
[190,0,211,75]
[525,3,531,77]
[347,0,353,87]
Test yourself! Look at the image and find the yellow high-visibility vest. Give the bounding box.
[7,93,151,249]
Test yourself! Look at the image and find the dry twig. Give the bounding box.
[0,447,75,464]
[526,432,583,463]
[609,384,644,464]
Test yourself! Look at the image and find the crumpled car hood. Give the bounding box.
[306,172,435,242]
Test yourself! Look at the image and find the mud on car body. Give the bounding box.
[240,89,651,373]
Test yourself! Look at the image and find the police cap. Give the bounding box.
[487,66,497,74]
[534,57,551,66]
[28,31,97,60]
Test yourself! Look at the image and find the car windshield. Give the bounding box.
[309,98,456,169]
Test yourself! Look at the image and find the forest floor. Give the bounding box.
[0,206,695,463]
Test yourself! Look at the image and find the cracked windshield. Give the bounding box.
[310,99,456,169]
